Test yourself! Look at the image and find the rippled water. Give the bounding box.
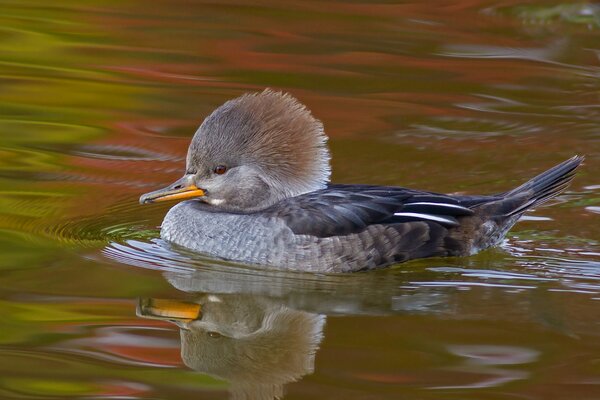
[1,1,599,399]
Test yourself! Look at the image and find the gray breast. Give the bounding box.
[161,202,285,267]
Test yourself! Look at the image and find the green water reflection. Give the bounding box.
[1,0,599,399]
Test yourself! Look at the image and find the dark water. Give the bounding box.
[1,1,600,399]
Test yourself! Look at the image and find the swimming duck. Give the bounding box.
[140,89,583,273]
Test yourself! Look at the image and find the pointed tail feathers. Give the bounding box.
[501,155,584,217]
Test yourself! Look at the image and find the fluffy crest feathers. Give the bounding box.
[188,89,331,196]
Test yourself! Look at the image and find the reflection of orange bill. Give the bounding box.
[137,298,202,322]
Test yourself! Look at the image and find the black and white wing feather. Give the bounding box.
[266,184,477,238]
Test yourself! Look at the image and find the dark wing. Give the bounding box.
[265,184,478,238]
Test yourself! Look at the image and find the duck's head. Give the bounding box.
[140,89,331,211]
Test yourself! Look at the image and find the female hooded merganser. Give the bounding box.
[140,89,583,273]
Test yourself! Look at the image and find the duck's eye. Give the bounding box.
[208,331,222,338]
[213,165,227,175]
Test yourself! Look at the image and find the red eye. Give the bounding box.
[214,165,227,175]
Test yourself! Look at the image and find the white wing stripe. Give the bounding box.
[394,212,458,225]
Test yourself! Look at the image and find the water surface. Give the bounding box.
[1,1,599,399]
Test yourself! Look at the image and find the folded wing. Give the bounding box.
[267,184,478,238]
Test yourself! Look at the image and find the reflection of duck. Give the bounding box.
[140,89,583,272]
[132,264,589,399]
[138,295,325,400]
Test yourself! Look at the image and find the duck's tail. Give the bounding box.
[499,155,584,217]
[465,156,583,255]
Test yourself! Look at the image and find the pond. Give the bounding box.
[1,1,599,399]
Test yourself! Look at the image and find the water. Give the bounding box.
[1,1,599,399]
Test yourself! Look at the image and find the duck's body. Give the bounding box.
[161,163,580,273]
[141,90,583,273]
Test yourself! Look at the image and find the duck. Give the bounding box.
[140,89,583,273]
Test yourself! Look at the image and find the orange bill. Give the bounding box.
[137,298,202,322]
[139,174,205,204]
